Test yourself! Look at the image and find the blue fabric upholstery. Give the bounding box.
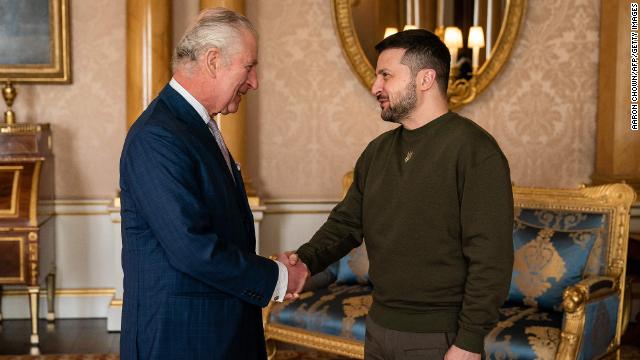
[515,209,607,231]
[270,283,372,341]
[484,306,563,359]
[578,294,619,360]
[508,209,603,311]
[515,209,609,277]
[303,262,339,291]
[268,206,620,360]
[336,244,370,285]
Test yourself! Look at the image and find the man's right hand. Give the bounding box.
[276,252,309,300]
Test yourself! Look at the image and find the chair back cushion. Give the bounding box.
[336,243,370,285]
[508,209,607,311]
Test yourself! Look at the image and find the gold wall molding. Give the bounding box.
[262,199,338,215]
[264,199,341,205]
[41,211,110,216]
[40,200,111,206]
[264,210,333,215]
[2,287,115,297]
[37,198,112,216]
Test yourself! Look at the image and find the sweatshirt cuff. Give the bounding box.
[453,327,485,354]
[295,249,317,275]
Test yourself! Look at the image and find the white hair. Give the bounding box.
[172,8,257,72]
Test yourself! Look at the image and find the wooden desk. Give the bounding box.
[0,123,55,348]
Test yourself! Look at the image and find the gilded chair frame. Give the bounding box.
[262,183,635,360]
[513,184,635,359]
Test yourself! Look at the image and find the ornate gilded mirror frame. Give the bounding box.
[332,0,526,109]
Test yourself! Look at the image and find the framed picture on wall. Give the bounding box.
[0,0,71,83]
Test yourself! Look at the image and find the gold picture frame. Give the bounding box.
[0,0,71,83]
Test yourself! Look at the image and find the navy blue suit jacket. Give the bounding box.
[119,85,278,360]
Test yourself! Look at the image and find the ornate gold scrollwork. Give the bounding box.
[28,238,38,284]
[448,76,478,109]
[562,286,587,314]
[332,0,526,109]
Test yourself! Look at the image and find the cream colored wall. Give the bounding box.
[7,0,599,200]
[246,0,394,200]
[245,0,601,199]
[12,0,126,199]
[460,1,600,190]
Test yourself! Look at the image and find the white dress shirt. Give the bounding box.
[169,78,288,302]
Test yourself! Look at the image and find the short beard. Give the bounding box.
[381,79,417,123]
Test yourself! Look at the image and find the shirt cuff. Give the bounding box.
[271,260,288,302]
[453,327,485,354]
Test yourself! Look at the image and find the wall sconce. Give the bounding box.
[380,24,487,110]
[468,26,485,74]
[446,26,476,108]
[444,26,463,76]
[384,27,398,39]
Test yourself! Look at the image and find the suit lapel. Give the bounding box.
[158,85,238,189]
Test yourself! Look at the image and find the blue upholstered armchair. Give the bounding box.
[262,183,635,360]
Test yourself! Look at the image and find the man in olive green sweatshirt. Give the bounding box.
[286,30,513,360]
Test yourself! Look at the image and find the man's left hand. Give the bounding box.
[444,345,481,360]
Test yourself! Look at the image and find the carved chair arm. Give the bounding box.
[562,276,617,313]
[559,289,620,359]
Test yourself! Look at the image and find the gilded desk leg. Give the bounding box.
[46,273,55,322]
[27,286,39,345]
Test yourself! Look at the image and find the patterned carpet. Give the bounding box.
[0,356,118,360]
[0,347,638,359]
[0,350,347,360]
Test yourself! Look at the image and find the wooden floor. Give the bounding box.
[0,318,638,358]
[0,319,119,355]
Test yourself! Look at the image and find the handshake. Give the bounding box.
[276,252,310,301]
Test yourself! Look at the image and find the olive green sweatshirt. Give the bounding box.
[296,112,514,353]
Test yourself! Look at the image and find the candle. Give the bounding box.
[468,26,485,72]
[384,27,399,38]
[444,27,463,69]
[472,47,480,71]
[437,0,444,27]
[473,0,480,25]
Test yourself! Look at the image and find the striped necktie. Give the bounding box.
[207,120,235,182]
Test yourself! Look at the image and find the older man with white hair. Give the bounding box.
[119,8,309,360]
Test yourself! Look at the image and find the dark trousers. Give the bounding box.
[364,316,456,360]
